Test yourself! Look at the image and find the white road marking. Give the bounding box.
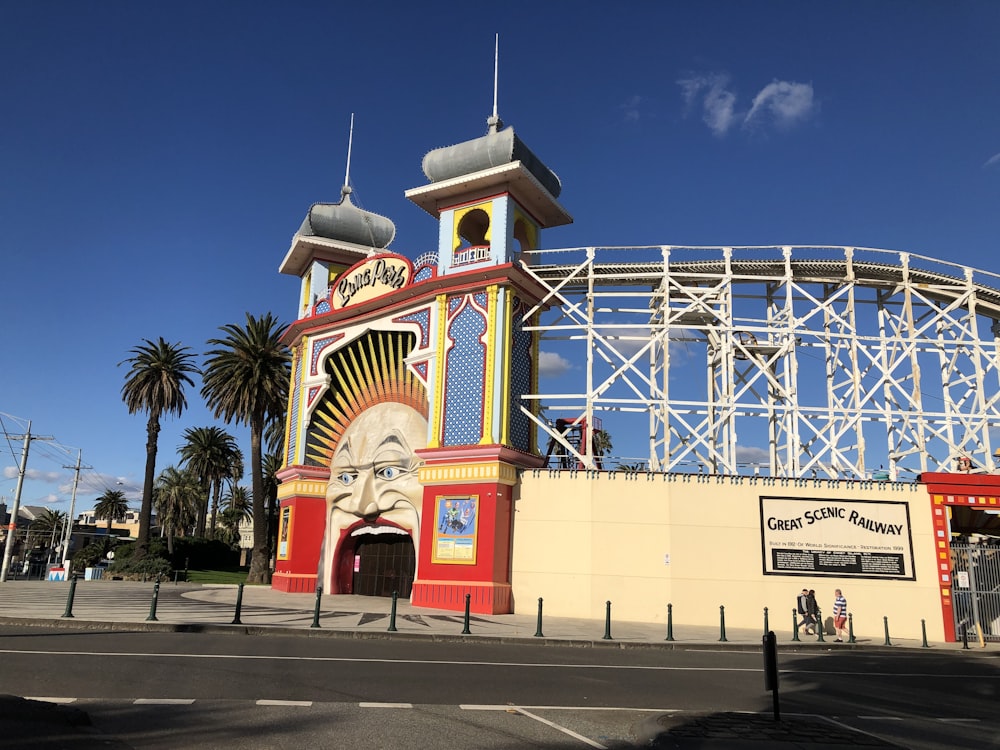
[133,698,195,705]
[0,648,991,680]
[857,715,903,721]
[23,696,75,703]
[514,707,608,749]
[256,699,313,706]
[461,704,672,712]
[937,718,981,723]
[359,702,413,708]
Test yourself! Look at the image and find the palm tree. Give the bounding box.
[93,489,129,535]
[154,466,201,556]
[179,426,240,538]
[29,509,67,559]
[218,485,252,547]
[591,428,613,470]
[262,452,283,558]
[202,313,290,584]
[120,338,198,560]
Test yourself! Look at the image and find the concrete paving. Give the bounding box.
[0,579,993,748]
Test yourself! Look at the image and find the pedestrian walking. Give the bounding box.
[807,589,819,635]
[796,588,814,635]
[832,588,848,642]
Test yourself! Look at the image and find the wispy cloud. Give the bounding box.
[744,80,815,130]
[621,94,643,122]
[984,152,1000,169]
[538,351,573,378]
[678,72,816,137]
[3,466,62,482]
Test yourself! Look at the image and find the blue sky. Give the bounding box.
[2,2,999,511]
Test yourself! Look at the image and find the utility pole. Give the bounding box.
[61,450,90,570]
[1,422,54,583]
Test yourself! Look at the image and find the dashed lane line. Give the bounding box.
[256,700,313,706]
[133,699,195,705]
[358,702,413,708]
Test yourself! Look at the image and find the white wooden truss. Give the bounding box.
[518,246,1000,479]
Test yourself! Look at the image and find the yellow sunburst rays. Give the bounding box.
[307,331,428,465]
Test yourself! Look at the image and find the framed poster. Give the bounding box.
[759,496,915,580]
[277,505,293,561]
[432,495,478,564]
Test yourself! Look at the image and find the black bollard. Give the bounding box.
[310,585,323,628]
[61,574,78,619]
[388,590,398,632]
[534,597,544,638]
[962,623,970,650]
[791,608,800,642]
[231,582,244,625]
[763,606,769,635]
[665,602,675,642]
[174,570,179,585]
[816,606,824,643]
[719,605,728,642]
[882,615,892,646]
[848,612,856,643]
[603,600,613,640]
[461,593,471,634]
[146,581,160,622]
[762,631,780,721]
[921,618,929,648]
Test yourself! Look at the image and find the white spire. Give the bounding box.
[342,113,355,199]
[488,35,503,134]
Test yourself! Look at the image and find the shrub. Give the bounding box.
[70,540,112,573]
[106,555,172,581]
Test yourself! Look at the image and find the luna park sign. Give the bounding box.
[332,255,412,311]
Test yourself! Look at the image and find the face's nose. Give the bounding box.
[354,471,380,520]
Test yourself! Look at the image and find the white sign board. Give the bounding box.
[759,496,915,580]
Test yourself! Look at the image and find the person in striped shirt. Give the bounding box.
[832,589,848,642]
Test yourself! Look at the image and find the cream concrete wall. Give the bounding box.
[510,471,942,641]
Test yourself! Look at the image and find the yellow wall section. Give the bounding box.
[500,288,514,446]
[429,294,448,449]
[452,201,493,253]
[511,473,940,641]
[481,285,499,444]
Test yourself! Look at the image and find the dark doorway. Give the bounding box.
[351,535,415,598]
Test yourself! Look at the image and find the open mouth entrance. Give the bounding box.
[337,533,416,598]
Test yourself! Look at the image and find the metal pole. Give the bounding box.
[665,602,674,642]
[534,597,544,638]
[763,606,769,635]
[146,581,160,621]
[791,608,800,642]
[603,600,613,640]
[388,591,398,632]
[60,451,87,570]
[61,574,78,618]
[2,426,34,582]
[962,623,969,650]
[231,582,244,625]
[719,605,728,642]
[461,593,471,634]
[921,619,929,648]
[883,615,892,646]
[310,585,323,628]
[848,612,856,643]
[816,606,824,643]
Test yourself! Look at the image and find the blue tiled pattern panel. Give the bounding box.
[509,298,533,452]
[393,308,431,349]
[443,298,486,445]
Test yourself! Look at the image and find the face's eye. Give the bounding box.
[375,465,403,481]
[335,471,357,486]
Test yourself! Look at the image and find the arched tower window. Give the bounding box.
[453,206,492,266]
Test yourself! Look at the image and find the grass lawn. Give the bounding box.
[184,568,250,584]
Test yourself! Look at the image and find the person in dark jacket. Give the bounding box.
[796,588,814,635]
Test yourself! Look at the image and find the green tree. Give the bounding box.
[262,451,283,557]
[218,485,252,547]
[93,489,129,535]
[121,338,199,560]
[202,313,290,584]
[179,426,240,538]
[591,428,612,470]
[154,466,201,556]
[29,508,67,555]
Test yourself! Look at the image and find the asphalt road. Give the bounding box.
[0,626,996,749]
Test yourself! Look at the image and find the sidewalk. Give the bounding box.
[0,580,992,749]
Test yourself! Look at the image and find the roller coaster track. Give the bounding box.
[517,246,1000,479]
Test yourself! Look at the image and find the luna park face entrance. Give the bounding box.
[346,535,415,598]
[950,543,1000,643]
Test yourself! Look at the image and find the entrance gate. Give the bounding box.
[950,544,1000,642]
[351,536,415,598]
